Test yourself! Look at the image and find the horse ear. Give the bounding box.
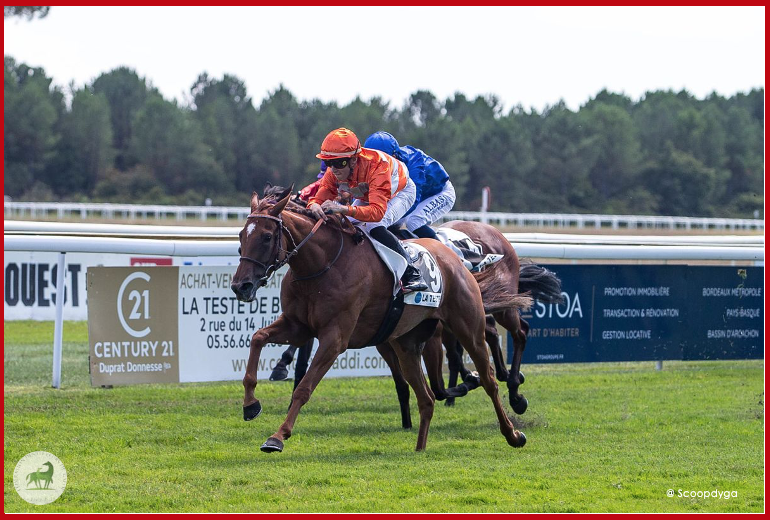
[279,183,295,201]
[250,191,259,213]
[263,182,273,196]
[268,185,294,216]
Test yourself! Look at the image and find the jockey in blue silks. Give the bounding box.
[363,131,454,240]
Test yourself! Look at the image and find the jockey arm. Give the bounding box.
[309,158,392,222]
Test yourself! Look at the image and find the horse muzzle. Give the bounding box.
[231,280,258,302]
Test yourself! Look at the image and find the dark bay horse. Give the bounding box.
[231,186,532,452]
[437,221,564,412]
[378,221,564,429]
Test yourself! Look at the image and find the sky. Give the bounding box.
[4,6,765,113]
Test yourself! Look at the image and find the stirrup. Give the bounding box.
[401,273,429,293]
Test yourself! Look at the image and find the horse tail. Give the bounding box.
[518,262,565,304]
[474,263,534,314]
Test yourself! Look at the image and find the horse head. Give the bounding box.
[231,185,294,301]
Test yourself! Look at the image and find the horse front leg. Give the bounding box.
[261,325,348,453]
[243,314,310,421]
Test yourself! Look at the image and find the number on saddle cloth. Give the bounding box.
[402,243,443,307]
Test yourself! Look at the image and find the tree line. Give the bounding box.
[4,58,764,217]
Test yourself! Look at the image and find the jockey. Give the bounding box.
[363,131,454,240]
[308,127,428,293]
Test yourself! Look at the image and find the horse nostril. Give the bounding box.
[240,282,254,297]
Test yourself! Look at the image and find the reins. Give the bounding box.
[239,212,344,284]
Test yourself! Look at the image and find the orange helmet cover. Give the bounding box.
[316,128,361,160]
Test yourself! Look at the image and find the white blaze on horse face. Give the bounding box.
[246,223,256,237]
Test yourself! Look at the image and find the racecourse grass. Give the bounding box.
[4,321,764,512]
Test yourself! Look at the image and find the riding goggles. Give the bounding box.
[326,158,350,169]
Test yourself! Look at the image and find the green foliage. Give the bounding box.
[4,57,61,197]
[2,56,764,218]
[92,67,153,170]
[51,88,114,195]
[3,321,764,512]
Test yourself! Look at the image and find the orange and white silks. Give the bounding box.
[309,148,409,222]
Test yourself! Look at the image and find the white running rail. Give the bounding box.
[5,201,764,231]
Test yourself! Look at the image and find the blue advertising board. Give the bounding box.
[511,265,763,364]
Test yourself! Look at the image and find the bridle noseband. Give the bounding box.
[239,212,343,285]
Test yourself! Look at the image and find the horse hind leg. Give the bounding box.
[390,337,436,452]
[442,329,481,402]
[376,343,412,429]
[494,308,528,414]
[485,315,510,382]
[447,311,526,448]
[422,325,449,402]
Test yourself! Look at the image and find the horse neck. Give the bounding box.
[282,211,341,278]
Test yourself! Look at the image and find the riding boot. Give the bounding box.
[412,224,438,240]
[370,226,428,293]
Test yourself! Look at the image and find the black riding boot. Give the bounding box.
[412,224,438,240]
[370,226,428,293]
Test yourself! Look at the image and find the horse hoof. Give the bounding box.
[463,373,481,390]
[519,371,525,385]
[511,395,528,415]
[516,431,527,447]
[260,437,284,453]
[444,397,456,407]
[269,367,289,381]
[243,400,262,421]
[445,384,469,398]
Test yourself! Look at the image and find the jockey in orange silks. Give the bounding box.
[308,127,427,293]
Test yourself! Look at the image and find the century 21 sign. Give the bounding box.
[88,267,179,385]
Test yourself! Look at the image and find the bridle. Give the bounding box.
[238,212,344,285]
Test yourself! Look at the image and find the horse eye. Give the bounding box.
[237,246,242,255]
[262,232,273,242]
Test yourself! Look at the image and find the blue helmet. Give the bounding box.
[364,131,399,156]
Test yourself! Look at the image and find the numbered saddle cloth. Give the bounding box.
[402,243,443,307]
[435,227,504,272]
[359,229,443,307]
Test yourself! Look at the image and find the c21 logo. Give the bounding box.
[117,272,152,338]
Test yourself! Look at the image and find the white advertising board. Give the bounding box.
[3,251,242,321]
[88,265,391,386]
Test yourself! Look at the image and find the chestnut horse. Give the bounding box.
[231,186,532,452]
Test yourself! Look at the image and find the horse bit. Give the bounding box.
[238,213,344,285]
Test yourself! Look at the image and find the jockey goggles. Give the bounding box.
[326,158,350,169]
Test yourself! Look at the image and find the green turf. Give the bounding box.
[4,320,764,512]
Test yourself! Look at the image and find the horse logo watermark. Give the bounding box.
[13,451,67,505]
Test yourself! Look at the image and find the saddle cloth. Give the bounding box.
[360,229,444,307]
[435,227,504,272]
